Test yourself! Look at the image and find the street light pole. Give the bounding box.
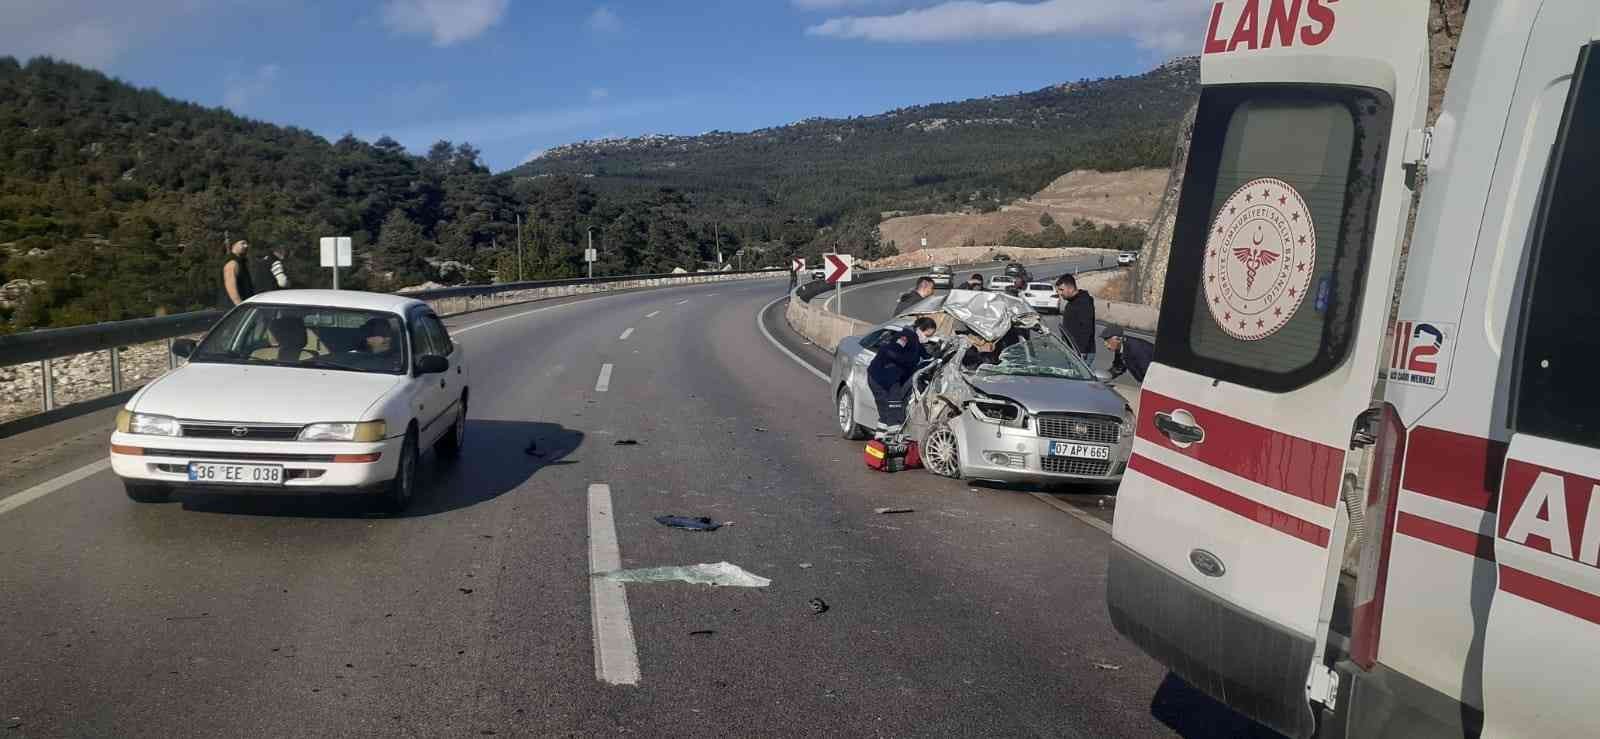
[587,227,594,280]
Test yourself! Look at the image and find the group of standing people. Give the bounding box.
[221,240,290,307]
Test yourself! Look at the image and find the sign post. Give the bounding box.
[320,236,352,289]
[585,247,598,279]
[824,252,854,315]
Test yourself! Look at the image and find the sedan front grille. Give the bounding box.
[144,449,336,463]
[1036,414,1120,444]
[1042,457,1113,477]
[179,422,303,441]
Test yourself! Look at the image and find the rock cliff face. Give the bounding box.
[1133,0,1471,310]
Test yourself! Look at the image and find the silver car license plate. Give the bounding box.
[188,461,284,485]
[1048,441,1110,461]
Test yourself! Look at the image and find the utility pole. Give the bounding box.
[715,221,722,265]
[516,214,524,282]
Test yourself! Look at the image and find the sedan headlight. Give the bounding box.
[117,411,180,437]
[968,400,1026,429]
[299,421,387,442]
[1120,407,1136,439]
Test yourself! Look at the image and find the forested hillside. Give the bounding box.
[0,55,1195,331]
[511,57,1198,227]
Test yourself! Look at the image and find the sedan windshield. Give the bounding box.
[973,331,1093,380]
[192,304,407,375]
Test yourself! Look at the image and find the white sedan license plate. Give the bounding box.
[188,462,284,485]
[1048,441,1110,461]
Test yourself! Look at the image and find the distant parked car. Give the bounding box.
[1117,252,1136,266]
[1021,282,1057,313]
[928,264,954,289]
[994,253,1012,262]
[988,275,1016,291]
[1003,263,1031,282]
[811,267,827,280]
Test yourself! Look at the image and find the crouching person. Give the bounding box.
[867,317,937,439]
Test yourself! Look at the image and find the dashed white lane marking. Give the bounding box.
[645,311,660,318]
[756,297,829,382]
[619,328,634,341]
[0,459,111,518]
[588,483,641,686]
[595,363,614,392]
[676,300,689,305]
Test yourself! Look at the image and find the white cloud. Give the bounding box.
[0,0,217,68]
[381,0,509,46]
[587,6,621,33]
[589,87,610,101]
[792,0,915,10]
[805,0,1209,53]
[223,64,280,112]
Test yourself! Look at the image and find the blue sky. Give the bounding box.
[4,1,1209,171]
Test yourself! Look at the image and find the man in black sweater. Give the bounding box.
[893,277,937,316]
[1055,274,1097,366]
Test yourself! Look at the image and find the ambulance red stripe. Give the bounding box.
[1498,565,1600,627]
[1401,426,1507,513]
[1395,511,1496,561]
[1128,453,1332,547]
[1135,390,1344,508]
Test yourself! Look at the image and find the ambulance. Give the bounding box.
[1108,1,1600,737]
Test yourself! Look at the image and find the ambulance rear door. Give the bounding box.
[1484,22,1600,739]
[1107,2,1430,737]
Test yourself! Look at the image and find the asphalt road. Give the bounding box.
[0,274,1272,737]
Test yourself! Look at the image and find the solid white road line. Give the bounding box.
[619,328,634,341]
[645,311,660,319]
[588,483,641,686]
[1028,492,1113,534]
[756,297,829,382]
[0,459,112,518]
[595,363,614,392]
[454,301,575,335]
[676,299,689,305]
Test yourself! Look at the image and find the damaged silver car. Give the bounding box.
[830,290,1133,486]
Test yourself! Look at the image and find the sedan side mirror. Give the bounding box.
[1093,369,1114,384]
[414,355,449,375]
[171,338,196,358]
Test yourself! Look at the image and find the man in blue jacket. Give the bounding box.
[868,317,938,437]
[1101,325,1155,384]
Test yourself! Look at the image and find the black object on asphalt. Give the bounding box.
[809,597,830,615]
[615,439,640,446]
[689,630,717,637]
[654,515,721,532]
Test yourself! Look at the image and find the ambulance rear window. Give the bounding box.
[1156,85,1393,392]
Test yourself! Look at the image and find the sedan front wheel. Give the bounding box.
[923,417,963,479]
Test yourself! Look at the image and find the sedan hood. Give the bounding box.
[967,374,1128,417]
[135,362,403,423]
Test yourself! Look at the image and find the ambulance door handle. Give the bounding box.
[1154,411,1205,446]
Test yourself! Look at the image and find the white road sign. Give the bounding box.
[320,236,352,268]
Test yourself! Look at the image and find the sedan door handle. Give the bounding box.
[1154,411,1205,446]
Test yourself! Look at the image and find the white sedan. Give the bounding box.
[1020,283,1058,313]
[109,290,469,512]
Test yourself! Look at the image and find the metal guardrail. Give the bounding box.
[0,267,783,419]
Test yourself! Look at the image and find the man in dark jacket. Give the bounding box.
[868,317,937,436]
[1055,274,1097,365]
[893,277,936,316]
[965,274,985,291]
[1101,325,1155,383]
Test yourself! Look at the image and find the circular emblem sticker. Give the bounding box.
[1202,177,1317,341]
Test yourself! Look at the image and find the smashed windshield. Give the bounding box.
[972,331,1094,380]
[192,304,407,375]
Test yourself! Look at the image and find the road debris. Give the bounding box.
[598,562,771,588]
[798,563,813,569]
[614,439,640,446]
[654,515,722,532]
[753,426,768,432]
[808,597,830,615]
[458,588,474,595]
[689,630,717,637]
[874,507,914,515]
[1092,662,1123,671]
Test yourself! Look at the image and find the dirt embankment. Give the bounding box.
[878,168,1169,253]
[861,246,1115,270]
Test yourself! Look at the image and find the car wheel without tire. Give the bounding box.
[436,395,466,460]
[837,387,870,440]
[923,415,963,479]
[123,481,173,503]
[380,431,418,514]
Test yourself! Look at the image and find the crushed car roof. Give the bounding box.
[895,289,1040,342]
